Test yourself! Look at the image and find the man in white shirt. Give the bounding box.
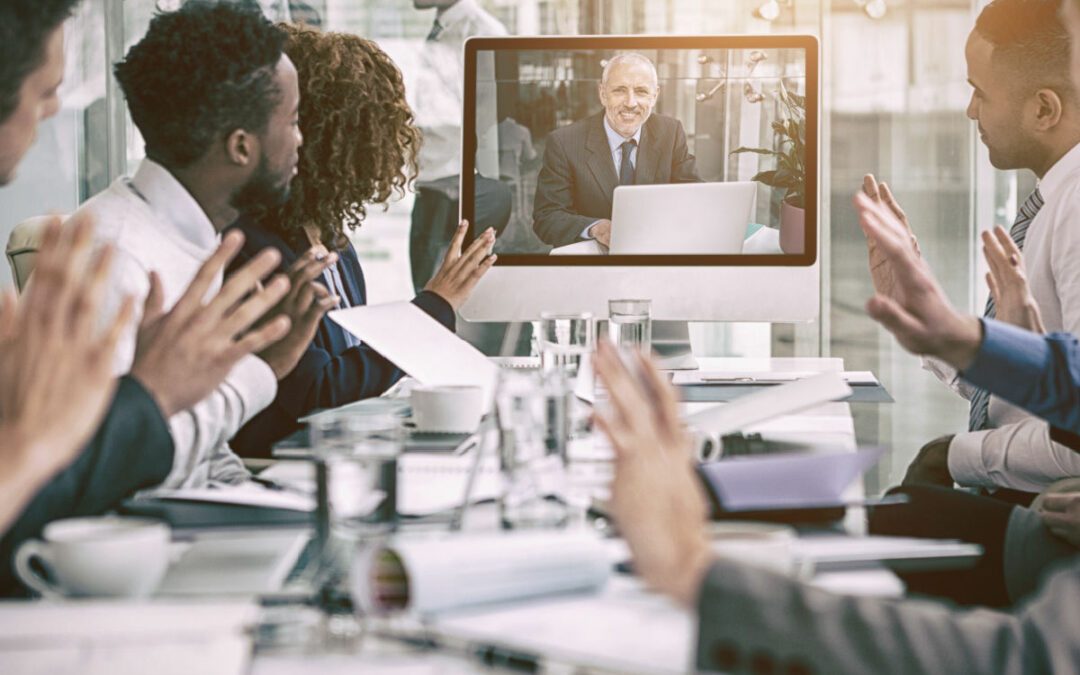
[409,0,511,292]
[70,2,331,488]
[864,0,1080,497]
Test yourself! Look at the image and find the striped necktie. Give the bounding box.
[426,19,443,41]
[967,188,1045,432]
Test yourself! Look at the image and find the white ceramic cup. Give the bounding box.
[411,385,484,433]
[14,516,171,598]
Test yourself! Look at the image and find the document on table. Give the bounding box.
[686,371,853,436]
[146,482,316,512]
[698,447,886,511]
[329,302,499,411]
[0,600,256,675]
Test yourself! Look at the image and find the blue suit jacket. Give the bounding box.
[226,219,456,458]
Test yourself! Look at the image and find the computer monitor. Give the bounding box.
[459,35,819,326]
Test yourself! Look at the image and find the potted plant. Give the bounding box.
[731,82,806,254]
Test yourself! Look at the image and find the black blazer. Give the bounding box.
[226,219,456,458]
[0,376,174,595]
[532,112,701,248]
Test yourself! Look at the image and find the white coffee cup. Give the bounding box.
[14,516,171,598]
[411,385,484,433]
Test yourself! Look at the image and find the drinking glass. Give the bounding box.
[309,412,402,556]
[537,312,594,381]
[606,299,652,353]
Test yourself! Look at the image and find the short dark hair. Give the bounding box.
[0,0,81,124]
[114,1,287,169]
[976,0,1074,98]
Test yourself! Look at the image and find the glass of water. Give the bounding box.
[606,299,652,353]
[537,312,594,381]
[309,412,402,552]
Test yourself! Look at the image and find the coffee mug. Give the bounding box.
[411,385,484,433]
[14,516,171,598]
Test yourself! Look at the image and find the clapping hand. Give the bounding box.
[424,220,497,310]
[853,191,983,371]
[861,174,921,301]
[983,226,1045,334]
[256,247,339,380]
[0,215,133,529]
[592,342,712,607]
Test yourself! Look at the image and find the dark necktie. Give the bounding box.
[426,19,443,41]
[619,139,637,186]
[967,187,1045,432]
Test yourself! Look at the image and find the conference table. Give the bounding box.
[0,357,976,675]
[249,357,940,674]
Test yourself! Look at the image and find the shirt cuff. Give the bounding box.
[230,355,278,425]
[581,220,601,240]
[961,319,1050,399]
[946,431,995,487]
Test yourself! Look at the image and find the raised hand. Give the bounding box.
[983,226,1045,334]
[424,220,497,310]
[130,230,293,417]
[256,247,339,380]
[0,215,133,529]
[853,191,982,371]
[861,174,920,301]
[592,342,712,607]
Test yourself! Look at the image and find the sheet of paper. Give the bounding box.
[329,302,499,411]
[698,447,886,511]
[148,483,316,512]
[433,575,693,675]
[675,370,880,386]
[685,371,853,436]
[0,600,256,675]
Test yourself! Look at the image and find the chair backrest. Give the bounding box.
[6,215,56,293]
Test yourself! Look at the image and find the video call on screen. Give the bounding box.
[470,46,809,258]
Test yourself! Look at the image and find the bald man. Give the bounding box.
[532,53,701,249]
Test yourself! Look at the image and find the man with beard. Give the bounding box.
[532,52,701,249]
[73,1,333,489]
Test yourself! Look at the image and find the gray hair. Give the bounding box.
[601,52,658,87]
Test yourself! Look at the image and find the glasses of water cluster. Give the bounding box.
[606,299,652,352]
[537,312,594,380]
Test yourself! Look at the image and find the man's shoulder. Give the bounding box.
[646,113,687,137]
[550,114,600,144]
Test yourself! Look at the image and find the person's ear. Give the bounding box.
[1031,88,1064,131]
[224,128,257,167]
[598,81,606,104]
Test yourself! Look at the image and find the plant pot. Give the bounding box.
[780,201,805,255]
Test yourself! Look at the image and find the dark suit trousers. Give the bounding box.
[0,376,174,595]
[409,176,512,293]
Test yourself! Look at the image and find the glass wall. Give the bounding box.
[1,0,1027,491]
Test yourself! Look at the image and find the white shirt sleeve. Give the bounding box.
[99,242,273,489]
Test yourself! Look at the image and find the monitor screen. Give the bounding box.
[461,36,818,266]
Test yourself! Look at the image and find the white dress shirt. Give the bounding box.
[412,0,507,187]
[925,141,1080,491]
[73,159,277,488]
[580,116,643,240]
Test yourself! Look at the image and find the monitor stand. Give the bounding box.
[652,321,699,371]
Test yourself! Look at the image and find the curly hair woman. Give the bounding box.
[227,24,495,458]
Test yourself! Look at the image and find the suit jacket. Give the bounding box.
[226,219,456,458]
[0,376,174,595]
[532,112,700,248]
[696,555,1080,674]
